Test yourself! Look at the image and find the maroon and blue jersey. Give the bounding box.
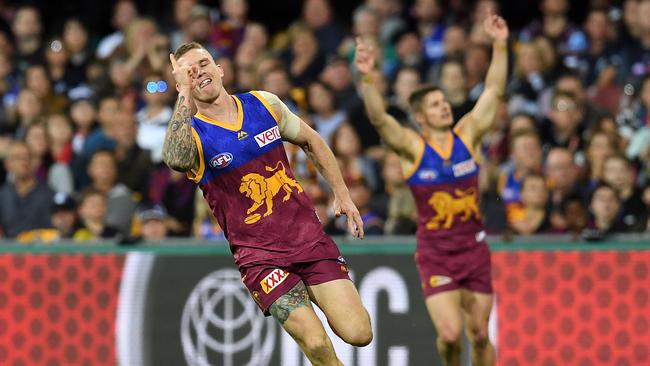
[406,129,486,251]
[188,91,327,267]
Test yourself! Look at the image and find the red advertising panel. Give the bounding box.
[493,250,650,365]
[0,254,124,366]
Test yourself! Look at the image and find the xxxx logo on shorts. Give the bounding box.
[260,269,289,294]
[429,275,453,288]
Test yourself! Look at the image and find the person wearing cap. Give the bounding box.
[50,192,79,239]
[139,205,169,242]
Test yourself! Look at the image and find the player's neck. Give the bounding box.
[196,89,238,124]
[423,128,452,148]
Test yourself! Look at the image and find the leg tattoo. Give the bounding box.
[270,282,311,324]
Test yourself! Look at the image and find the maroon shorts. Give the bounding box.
[415,241,493,298]
[240,245,351,316]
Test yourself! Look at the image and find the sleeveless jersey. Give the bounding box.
[188,91,326,267]
[406,130,486,251]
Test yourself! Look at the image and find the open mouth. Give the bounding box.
[199,78,212,89]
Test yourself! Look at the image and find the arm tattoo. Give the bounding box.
[270,281,311,325]
[162,95,198,171]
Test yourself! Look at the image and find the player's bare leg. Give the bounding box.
[307,279,373,346]
[270,282,343,366]
[425,290,463,366]
[462,290,495,366]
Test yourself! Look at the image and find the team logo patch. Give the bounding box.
[237,130,249,140]
[418,169,438,181]
[426,188,480,229]
[452,159,477,177]
[252,291,260,304]
[255,126,281,147]
[429,275,453,288]
[209,152,233,169]
[260,269,289,294]
[239,161,303,224]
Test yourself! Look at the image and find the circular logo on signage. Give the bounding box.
[181,269,275,366]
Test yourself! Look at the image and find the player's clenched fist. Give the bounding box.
[169,53,198,91]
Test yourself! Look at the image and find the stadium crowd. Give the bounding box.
[0,0,649,243]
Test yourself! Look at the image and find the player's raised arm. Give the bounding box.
[355,37,419,161]
[256,91,365,239]
[162,53,200,172]
[456,12,509,146]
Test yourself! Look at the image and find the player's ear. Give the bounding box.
[216,64,224,77]
[175,83,180,92]
[413,111,426,127]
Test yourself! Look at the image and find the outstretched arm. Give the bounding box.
[257,91,365,239]
[456,12,509,145]
[355,38,420,161]
[162,54,199,172]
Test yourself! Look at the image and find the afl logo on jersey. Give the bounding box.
[209,152,233,169]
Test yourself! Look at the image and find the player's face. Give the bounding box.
[416,90,453,130]
[178,48,224,103]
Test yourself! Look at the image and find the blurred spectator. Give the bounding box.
[0,142,53,238]
[519,0,587,60]
[45,38,78,95]
[443,24,467,61]
[12,6,44,73]
[617,74,650,142]
[73,187,120,240]
[413,0,446,64]
[507,42,548,118]
[148,168,195,237]
[14,89,44,138]
[25,64,68,115]
[284,24,325,87]
[377,152,417,235]
[331,123,380,192]
[307,80,346,145]
[439,59,474,120]
[302,0,345,57]
[509,173,551,235]
[83,96,118,159]
[540,91,584,153]
[576,8,614,85]
[602,155,647,231]
[170,0,197,50]
[46,114,75,193]
[87,150,136,235]
[26,122,73,194]
[261,66,299,112]
[545,147,581,231]
[587,183,627,234]
[498,129,543,225]
[389,66,421,123]
[136,73,172,163]
[63,19,92,83]
[320,56,358,113]
[113,109,152,198]
[186,5,220,58]
[314,195,346,236]
[552,72,608,130]
[97,0,140,60]
[50,192,79,239]
[393,30,426,77]
[561,194,588,238]
[123,18,169,77]
[468,0,499,45]
[347,177,384,235]
[0,52,19,132]
[193,189,225,240]
[464,43,490,101]
[138,205,169,242]
[366,0,406,46]
[213,0,248,57]
[584,130,619,188]
[216,56,237,92]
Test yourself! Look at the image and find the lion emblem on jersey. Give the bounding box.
[239,161,303,224]
[426,188,480,230]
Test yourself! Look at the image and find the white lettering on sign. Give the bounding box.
[255,126,281,148]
